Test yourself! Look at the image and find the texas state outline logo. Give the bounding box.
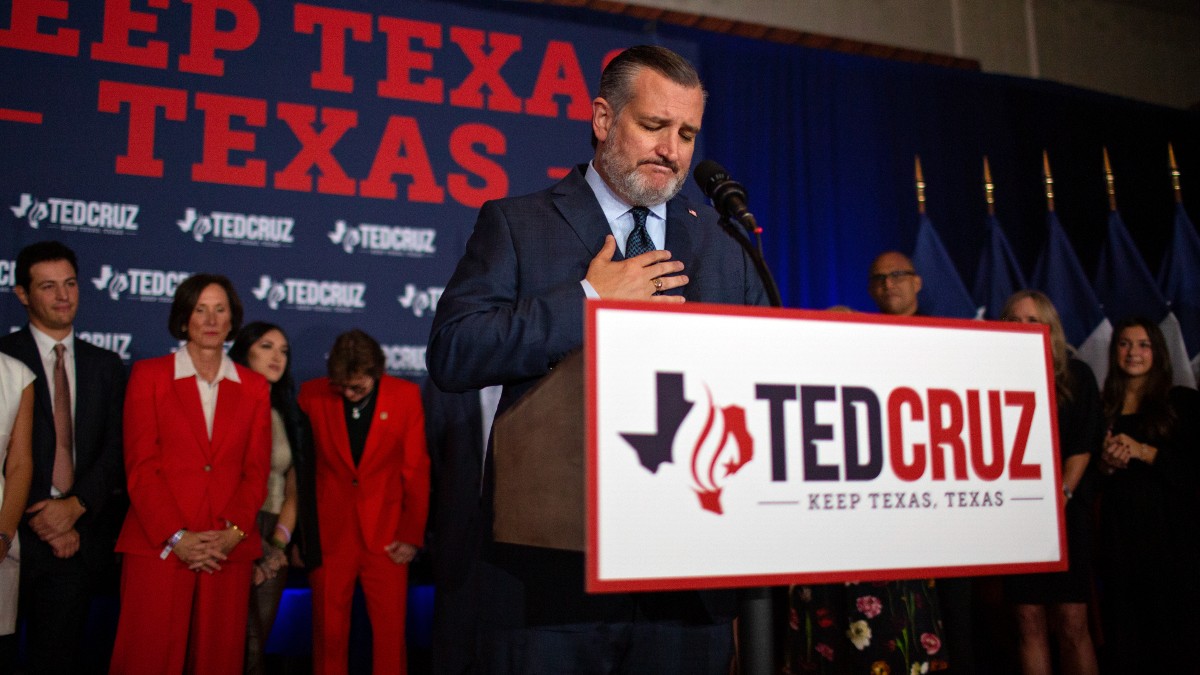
[620,372,755,515]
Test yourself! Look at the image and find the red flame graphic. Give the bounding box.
[689,387,754,514]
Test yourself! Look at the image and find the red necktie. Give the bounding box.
[52,342,74,493]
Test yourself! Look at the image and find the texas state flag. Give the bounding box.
[912,214,981,319]
[1156,203,1200,386]
[973,214,1027,320]
[1094,210,1195,388]
[1030,212,1111,387]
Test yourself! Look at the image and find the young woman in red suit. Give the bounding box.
[298,329,429,675]
[109,274,272,674]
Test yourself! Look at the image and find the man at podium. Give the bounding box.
[428,45,767,674]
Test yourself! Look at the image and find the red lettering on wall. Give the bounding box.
[524,40,590,120]
[90,0,168,67]
[274,103,358,195]
[887,387,925,482]
[927,388,969,480]
[191,92,266,186]
[448,28,522,113]
[360,115,445,203]
[377,16,443,103]
[447,123,508,208]
[293,3,372,93]
[0,0,79,56]
[178,0,260,76]
[97,80,188,177]
[600,48,623,73]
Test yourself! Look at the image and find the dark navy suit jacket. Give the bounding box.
[0,326,127,569]
[427,165,767,626]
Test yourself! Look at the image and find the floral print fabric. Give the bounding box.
[785,581,950,675]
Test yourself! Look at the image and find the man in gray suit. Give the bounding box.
[428,45,766,673]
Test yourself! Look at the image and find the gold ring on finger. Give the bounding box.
[653,278,663,291]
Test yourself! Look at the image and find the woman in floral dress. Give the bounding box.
[785,580,949,674]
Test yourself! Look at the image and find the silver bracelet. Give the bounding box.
[160,529,187,560]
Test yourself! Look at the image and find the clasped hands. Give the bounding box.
[172,527,245,573]
[26,497,84,559]
[586,235,688,302]
[1101,431,1152,472]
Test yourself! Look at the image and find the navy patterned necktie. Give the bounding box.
[625,206,655,258]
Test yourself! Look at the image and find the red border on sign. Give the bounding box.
[585,300,1066,593]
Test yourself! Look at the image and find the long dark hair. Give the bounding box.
[229,321,297,415]
[1102,316,1175,442]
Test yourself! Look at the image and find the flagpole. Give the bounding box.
[1042,150,1055,213]
[1103,147,1118,212]
[915,155,926,215]
[983,156,996,217]
[1169,143,1182,204]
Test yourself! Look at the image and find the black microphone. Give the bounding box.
[693,159,758,233]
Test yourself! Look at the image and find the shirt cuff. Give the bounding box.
[580,279,599,299]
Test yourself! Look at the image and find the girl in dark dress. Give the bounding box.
[1096,317,1200,673]
[1000,291,1103,675]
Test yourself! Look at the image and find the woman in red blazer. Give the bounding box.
[298,329,430,675]
[109,274,272,674]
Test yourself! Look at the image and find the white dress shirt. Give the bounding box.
[173,348,240,439]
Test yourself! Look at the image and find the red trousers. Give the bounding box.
[109,554,252,674]
[311,543,410,675]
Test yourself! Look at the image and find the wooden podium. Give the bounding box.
[491,350,585,552]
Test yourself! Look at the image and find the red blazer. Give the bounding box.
[116,353,272,562]
[299,375,430,552]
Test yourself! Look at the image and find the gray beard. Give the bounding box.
[598,148,686,206]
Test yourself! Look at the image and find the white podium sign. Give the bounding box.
[585,301,1065,592]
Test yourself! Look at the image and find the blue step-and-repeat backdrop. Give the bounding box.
[0,0,698,382]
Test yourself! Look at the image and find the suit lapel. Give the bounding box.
[551,165,612,261]
[322,388,357,473]
[664,197,698,298]
[172,376,212,456]
[71,339,94,467]
[357,372,391,468]
[14,328,53,424]
[210,374,243,457]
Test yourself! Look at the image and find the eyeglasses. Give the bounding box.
[332,380,374,397]
[868,270,917,286]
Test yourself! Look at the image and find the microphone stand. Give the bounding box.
[715,214,780,675]
[717,216,782,309]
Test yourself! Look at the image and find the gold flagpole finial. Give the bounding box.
[1170,143,1182,204]
[1103,147,1117,212]
[1042,150,1055,213]
[915,155,926,215]
[983,156,995,217]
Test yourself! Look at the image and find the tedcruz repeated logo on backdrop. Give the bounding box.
[397,284,443,318]
[92,265,189,302]
[327,220,437,257]
[11,194,139,234]
[250,275,366,312]
[0,260,15,293]
[383,344,428,376]
[621,373,755,515]
[176,208,295,246]
[77,331,134,361]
